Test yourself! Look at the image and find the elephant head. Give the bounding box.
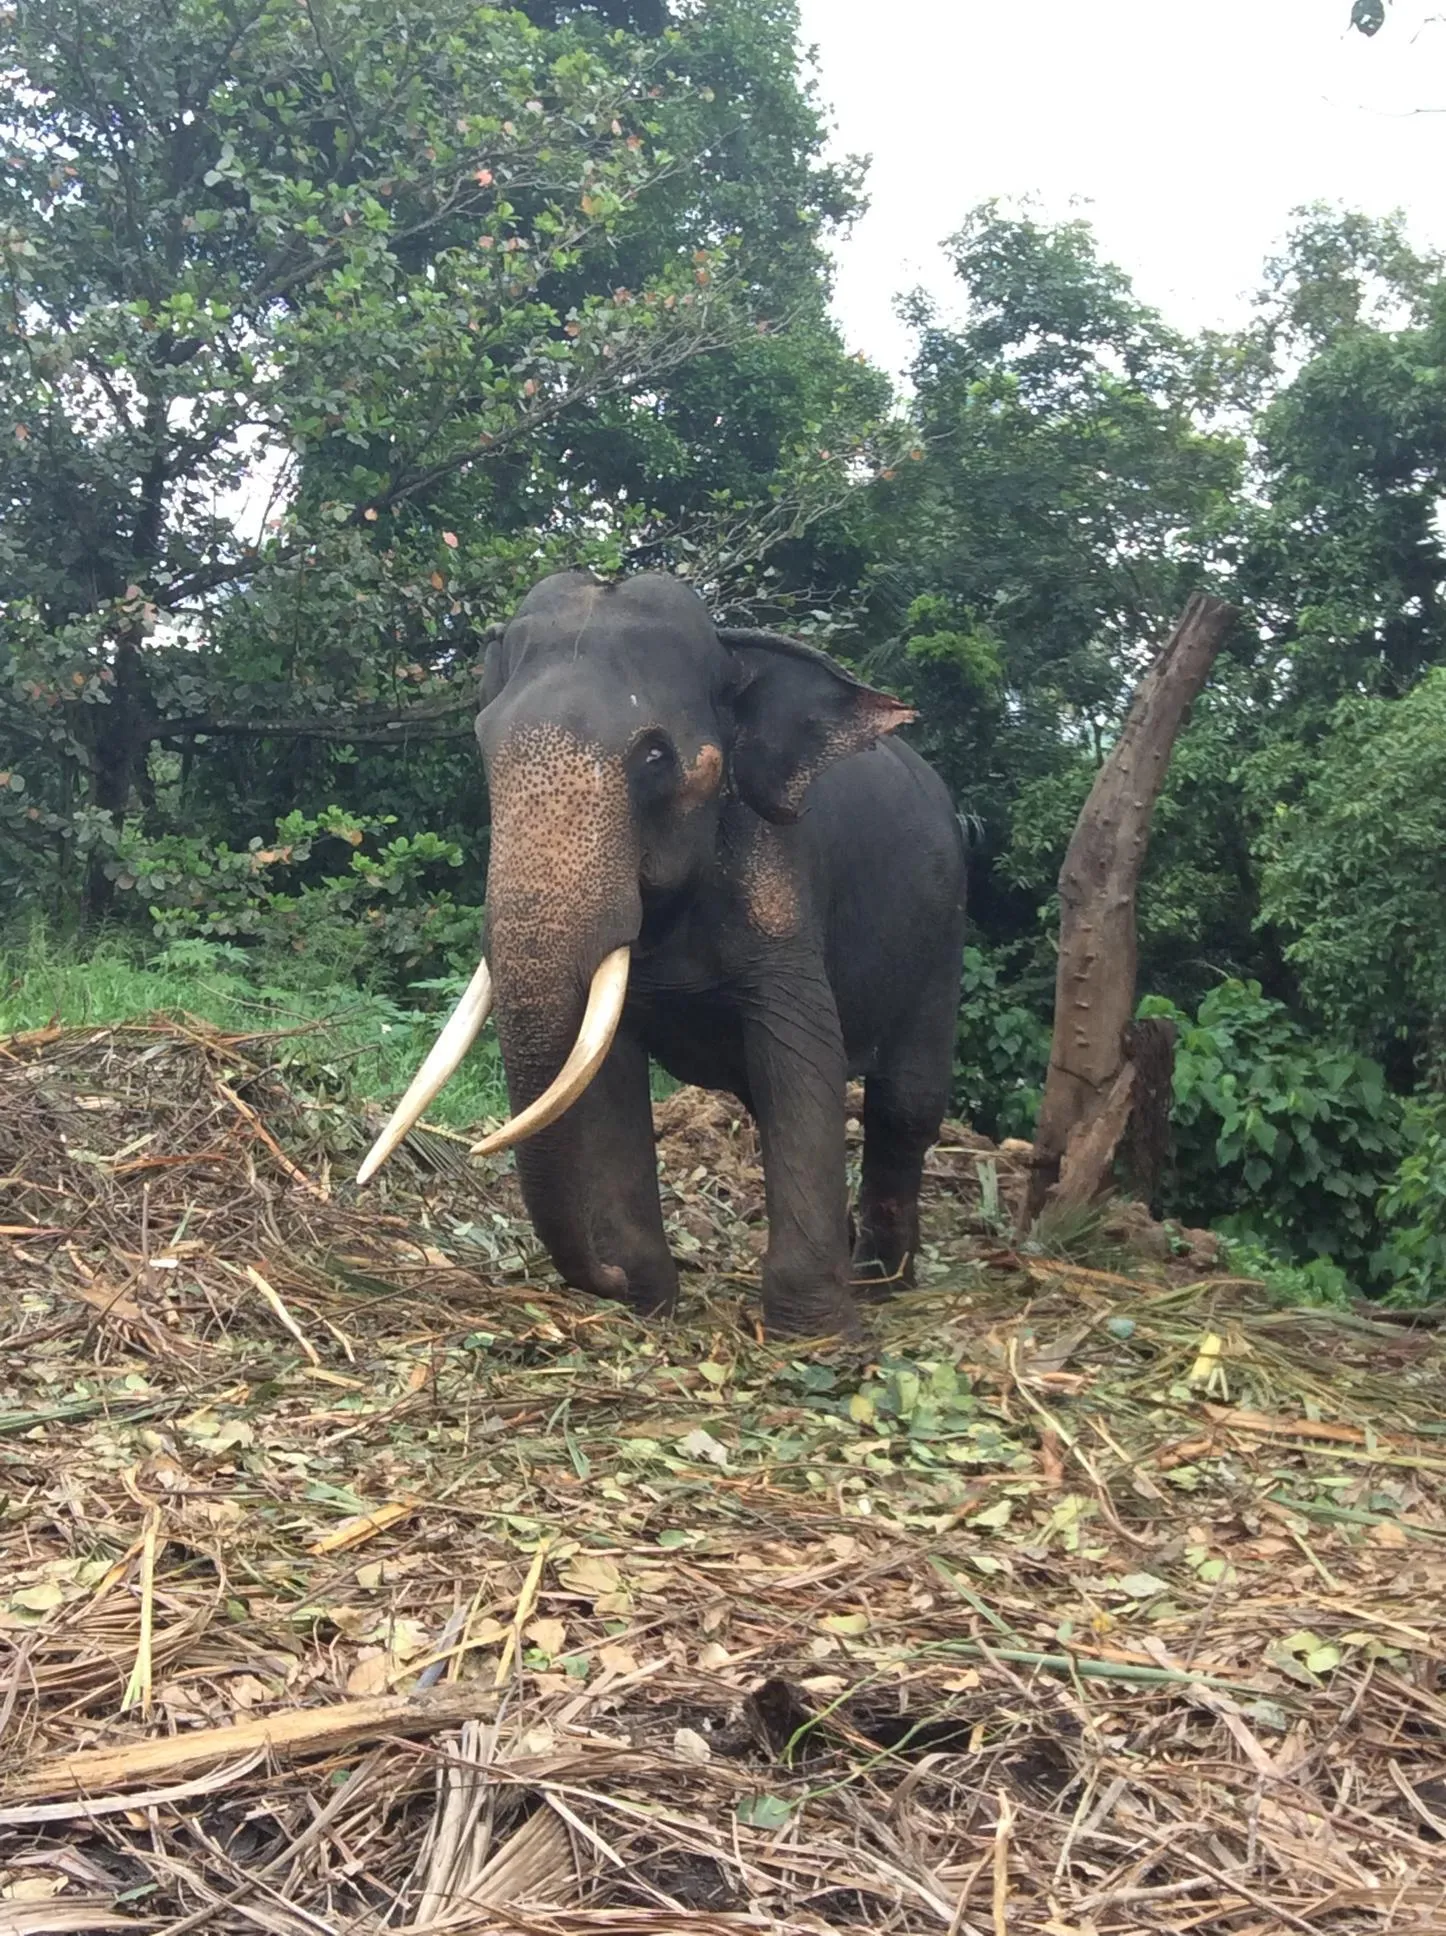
[357,571,911,1294]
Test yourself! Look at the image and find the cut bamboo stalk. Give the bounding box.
[494,1539,550,1687]
[119,1508,161,1715]
[0,1900,137,1933]
[4,1683,497,1803]
[245,1263,321,1365]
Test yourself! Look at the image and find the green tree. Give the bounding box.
[857,205,1243,987]
[973,208,1446,1035]
[1350,1,1388,34]
[1247,668,1446,1078]
[1144,980,1404,1287]
[1241,211,1446,731]
[0,0,885,925]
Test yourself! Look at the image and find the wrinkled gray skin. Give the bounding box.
[476,570,967,1338]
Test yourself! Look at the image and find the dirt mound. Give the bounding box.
[654,1084,759,1176]
[3,1024,1445,1935]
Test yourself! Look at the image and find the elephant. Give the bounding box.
[358,570,966,1337]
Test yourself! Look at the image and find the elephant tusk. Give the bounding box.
[355,956,494,1186]
[470,946,630,1159]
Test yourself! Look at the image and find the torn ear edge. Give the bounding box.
[715,627,916,722]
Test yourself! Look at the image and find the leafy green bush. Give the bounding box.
[1376,1094,1446,1304]
[1246,670,1446,1076]
[1142,979,1404,1284]
[80,808,482,988]
[953,945,1052,1139]
[1216,1238,1354,1310]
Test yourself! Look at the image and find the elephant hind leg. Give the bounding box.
[852,1012,954,1298]
[851,1080,934,1294]
[741,981,859,1339]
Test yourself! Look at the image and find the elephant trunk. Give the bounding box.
[485,940,635,1299]
[482,724,641,1299]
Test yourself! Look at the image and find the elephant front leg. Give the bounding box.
[584,1030,679,1316]
[741,984,859,1339]
[516,1030,678,1318]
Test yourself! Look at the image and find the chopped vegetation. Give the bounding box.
[3,1020,1443,1933]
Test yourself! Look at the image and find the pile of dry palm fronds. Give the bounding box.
[2,1018,1444,1935]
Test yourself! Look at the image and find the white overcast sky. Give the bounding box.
[794,0,1446,377]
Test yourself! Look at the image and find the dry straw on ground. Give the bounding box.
[2,1018,1445,1935]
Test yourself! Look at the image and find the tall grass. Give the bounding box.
[0,926,511,1128]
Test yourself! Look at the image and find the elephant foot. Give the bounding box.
[560,1257,630,1303]
[625,1272,679,1319]
[760,1262,863,1342]
[573,1248,678,1320]
[851,1197,918,1301]
[765,1299,865,1343]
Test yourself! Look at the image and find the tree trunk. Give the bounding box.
[1020,592,1238,1231]
[80,633,149,924]
[81,397,169,924]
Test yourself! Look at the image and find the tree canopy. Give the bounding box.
[1,0,887,915]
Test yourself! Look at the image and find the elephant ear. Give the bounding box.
[717,628,916,825]
[474,620,509,710]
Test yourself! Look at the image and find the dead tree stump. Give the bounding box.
[1020,592,1238,1231]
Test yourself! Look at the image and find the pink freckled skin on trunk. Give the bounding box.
[485,723,636,1017]
[482,723,643,1306]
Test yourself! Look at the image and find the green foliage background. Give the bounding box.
[3,0,1444,1298]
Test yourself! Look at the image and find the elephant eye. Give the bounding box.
[631,731,676,776]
